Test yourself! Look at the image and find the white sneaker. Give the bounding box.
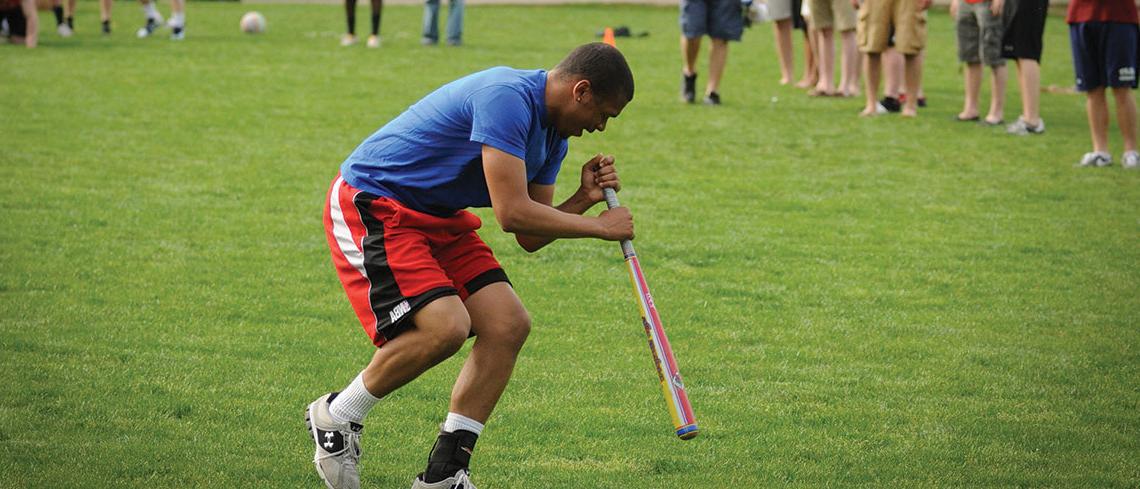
[57,23,73,37]
[1123,150,1139,169]
[411,469,477,489]
[306,393,363,489]
[136,15,164,38]
[1006,117,1045,135]
[340,34,357,46]
[1077,151,1112,168]
[366,35,380,48]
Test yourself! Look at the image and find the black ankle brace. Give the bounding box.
[422,429,478,483]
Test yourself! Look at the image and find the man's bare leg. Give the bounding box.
[773,18,794,84]
[860,52,882,116]
[985,64,1007,124]
[901,52,923,117]
[960,63,982,120]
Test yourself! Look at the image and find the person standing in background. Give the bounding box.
[342,0,383,48]
[796,1,821,90]
[1067,0,1138,167]
[808,0,859,96]
[680,0,744,104]
[951,0,1007,125]
[855,0,932,117]
[769,0,798,85]
[1001,0,1048,135]
[422,0,462,46]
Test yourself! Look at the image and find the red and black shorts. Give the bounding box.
[323,175,509,347]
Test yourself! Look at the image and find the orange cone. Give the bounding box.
[602,27,616,47]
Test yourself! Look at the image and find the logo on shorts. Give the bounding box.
[389,300,411,323]
[1119,67,1136,82]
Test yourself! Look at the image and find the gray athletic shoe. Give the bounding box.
[1123,150,1139,169]
[1006,117,1045,135]
[411,469,477,489]
[306,393,364,489]
[1077,151,1112,168]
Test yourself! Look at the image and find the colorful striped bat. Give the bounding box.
[602,187,699,440]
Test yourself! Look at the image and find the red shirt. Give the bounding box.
[1066,0,1140,24]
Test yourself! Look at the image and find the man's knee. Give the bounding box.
[427,314,470,357]
[480,308,531,351]
[501,308,532,350]
[415,300,472,358]
[1111,86,1135,100]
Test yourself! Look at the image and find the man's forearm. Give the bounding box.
[514,190,599,252]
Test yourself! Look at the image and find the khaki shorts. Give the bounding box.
[808,0,857,31]
[767,0,795,21]
[856,0,927,54]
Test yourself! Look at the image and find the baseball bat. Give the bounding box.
[602,187,699,440]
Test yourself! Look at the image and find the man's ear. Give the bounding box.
[573,79,592,103]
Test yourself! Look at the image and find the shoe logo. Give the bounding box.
[324,431,336,449]
[460,447,473,456]
[389,300,411,323]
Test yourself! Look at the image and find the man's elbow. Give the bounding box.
[497,214,522,234]
[517,238,543,253]
[494,206,530,234]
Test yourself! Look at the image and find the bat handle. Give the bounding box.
[601,188,635,257]
[602,187,621,210]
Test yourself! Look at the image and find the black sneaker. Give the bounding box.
[703,91,721,105]
[681,73,697,104]
[102,20,111,34]
[878,96,901,113]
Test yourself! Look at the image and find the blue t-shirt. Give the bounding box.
[340,67,569,216]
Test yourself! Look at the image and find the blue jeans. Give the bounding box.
[422,0,463,44]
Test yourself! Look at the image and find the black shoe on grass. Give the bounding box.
[681,72,697,104]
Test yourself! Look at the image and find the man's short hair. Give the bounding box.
[554,43,635,103]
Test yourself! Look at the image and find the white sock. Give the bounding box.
[442,412,484,436]
[142,3,159,19]
[169,13,184,27]
[328,372,381,425]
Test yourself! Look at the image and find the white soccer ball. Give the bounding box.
[240,11,266,34]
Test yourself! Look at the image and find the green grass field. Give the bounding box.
[3,1,1138,487]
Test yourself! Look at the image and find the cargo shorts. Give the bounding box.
[857,0,927,55]
[957,1,1005,66]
